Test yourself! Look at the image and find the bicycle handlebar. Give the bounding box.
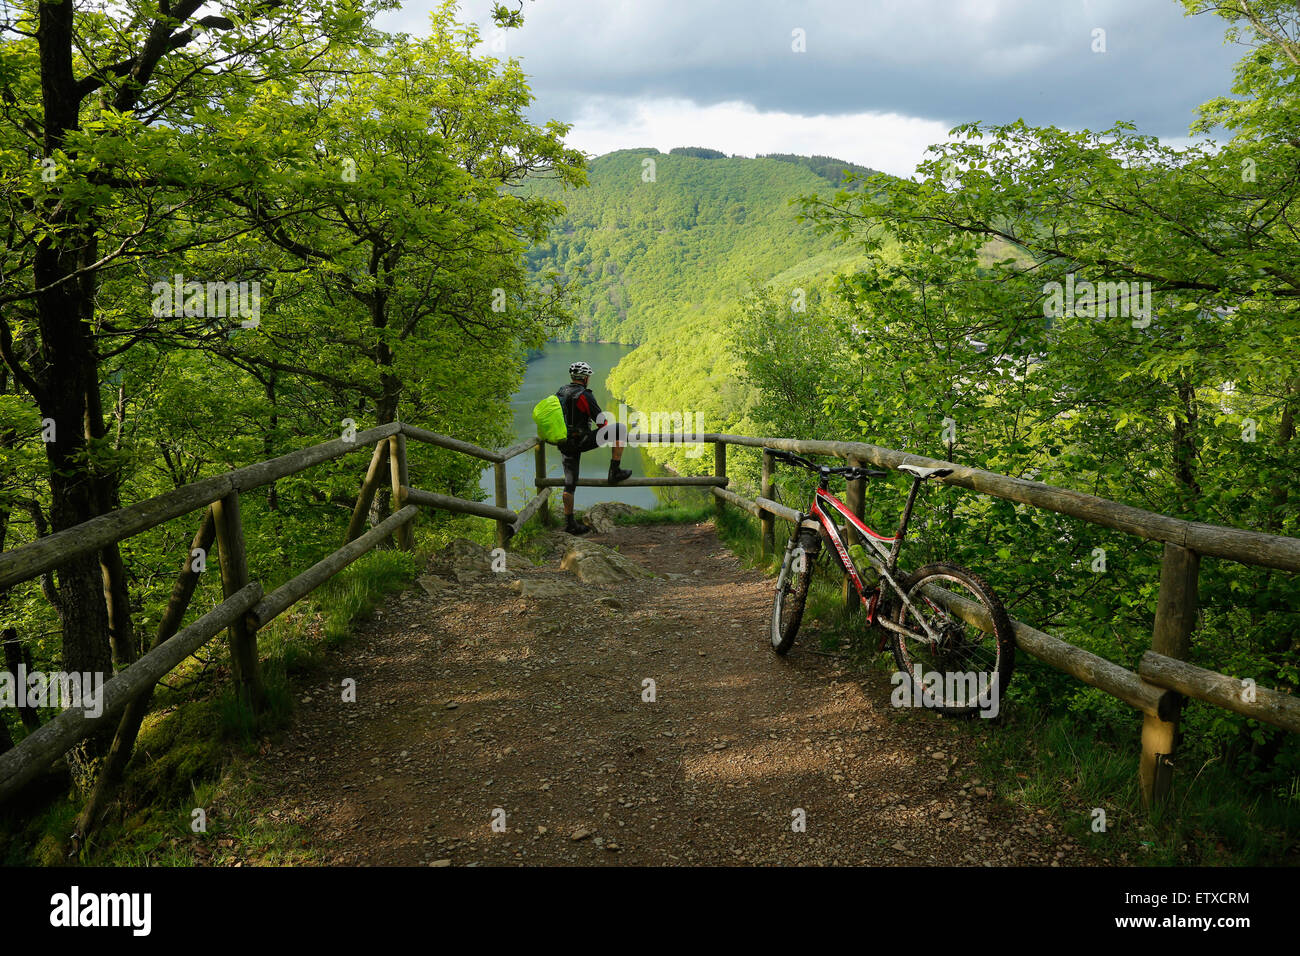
[769,450,888,481]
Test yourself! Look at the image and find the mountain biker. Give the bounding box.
[556,361,631,535]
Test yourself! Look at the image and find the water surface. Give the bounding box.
[481,342,662,510]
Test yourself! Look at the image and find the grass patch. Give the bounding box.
[259,547,418,678]
[614,502,716,526]
[962,707,1299,865]
[712,502,771,569]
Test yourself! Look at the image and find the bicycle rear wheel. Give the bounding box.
[770,532,817,655]
[889,562,1015,717]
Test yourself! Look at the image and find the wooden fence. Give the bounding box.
[0,423,1296,825]
[0,423,551,814]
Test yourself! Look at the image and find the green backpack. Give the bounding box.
[532,393,569,444]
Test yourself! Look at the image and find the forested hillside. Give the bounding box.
[521,149,878,460]
[524,149,877,345]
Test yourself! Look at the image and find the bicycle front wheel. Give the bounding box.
[889,562,1015,717]
[770,534,815,655]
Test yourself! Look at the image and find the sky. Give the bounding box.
[376,0,1246,177]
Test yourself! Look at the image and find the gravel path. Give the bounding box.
[241,521,1091,866]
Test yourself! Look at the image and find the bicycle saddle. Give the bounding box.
[898,463,954,480]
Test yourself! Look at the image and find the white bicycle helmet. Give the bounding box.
[569,361,592,378]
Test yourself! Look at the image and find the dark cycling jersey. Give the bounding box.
[556,382,602,448]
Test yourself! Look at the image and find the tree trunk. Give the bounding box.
[1265,376,1296,535]
[265,371,280,514]
[368,281,401,540]
[33,0,116,791]
[87,377,136,668]
[73,509,217,841]
[1172,378,1201,513]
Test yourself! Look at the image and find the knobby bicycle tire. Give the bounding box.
[770,532,818,655]
[889,562,1016,717]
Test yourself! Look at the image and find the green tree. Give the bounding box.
[225,11,585,440]
[0,1,386,784]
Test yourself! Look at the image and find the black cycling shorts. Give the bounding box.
[560,423,626,494]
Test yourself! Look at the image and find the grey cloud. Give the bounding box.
[380,0,1245,136]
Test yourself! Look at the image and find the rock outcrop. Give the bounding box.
[427,537,532,583]
[560,539,656,585]
[582,502,644,534]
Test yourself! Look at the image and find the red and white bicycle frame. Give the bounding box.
[807,486,899,627]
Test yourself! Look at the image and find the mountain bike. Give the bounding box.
[768,451,1015,716]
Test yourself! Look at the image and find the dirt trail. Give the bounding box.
[240,521,1091,866]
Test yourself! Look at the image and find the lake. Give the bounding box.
[479,342,667,510]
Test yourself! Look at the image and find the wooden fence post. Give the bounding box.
[211,492,266,712]
[760,449,775,559]
[388,431,413,551]
[842,456,866,611]
[534,442,551,527]
[714,441,727,520]
[346,439,390,544]
[494,461,509,550]
[1139,543,1200,809]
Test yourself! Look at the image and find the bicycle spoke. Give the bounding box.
[893,571,1006,709]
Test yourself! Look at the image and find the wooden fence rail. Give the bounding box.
[702,433,1300,573]
[0,422,403,592]
[535,476,726,488]
[1,422,1297,825]
[1139,651,1300,734]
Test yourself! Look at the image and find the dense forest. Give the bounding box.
[522,148,878,344]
